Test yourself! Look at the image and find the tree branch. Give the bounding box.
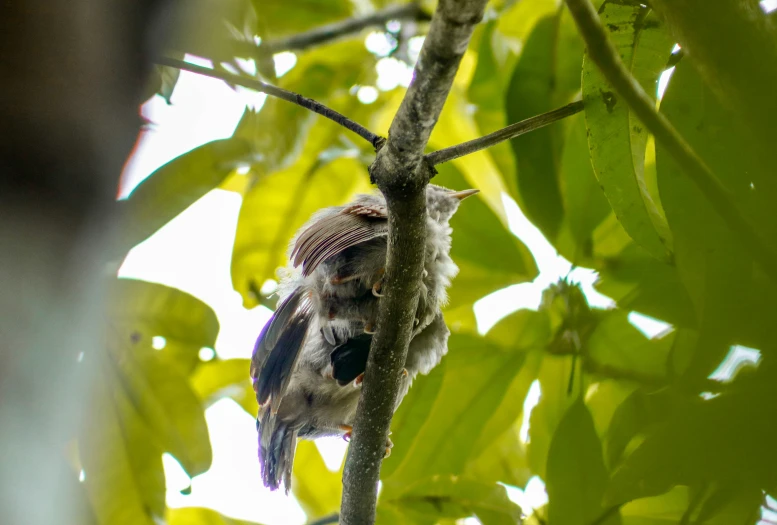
[425,100,584,165]
[258,3,431,55]
[564,0,777,280]
[155,57,383,149]
[339,1,488,524]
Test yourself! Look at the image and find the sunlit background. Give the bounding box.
[118,2,777,520]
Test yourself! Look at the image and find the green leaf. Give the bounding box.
[606,378,777,506]
[429,84,510,222]
[117,138,251,255]
[555,112,612,265]
[585,311,672,382]
[383,310,550,487]
[526,355,578,479]
[379,477,522,525]
[467,22,520,197]
[191,358,257,415]
[163,0,254,62]
[291,441,342,519]
[505,8,584,241]
[107,342,213,477]
[657,61,773,379]
[594,245,696,328]
[253,0,352,41]
[464,423,532,488]
[582,4,674,261]
[434,163,538,309]
[546,399,619,525]
[167,506,264,525]
[79,355,158,525]
[108,278,220,374]
[604,388,676,469]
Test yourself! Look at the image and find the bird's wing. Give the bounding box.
[291,203,389,276]
[251,287,313,412]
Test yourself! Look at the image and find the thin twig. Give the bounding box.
[156,57,383,149]
[339,1,488,524]
[564,0,777,280]
[258,3,431,55]
[425,100,584,165]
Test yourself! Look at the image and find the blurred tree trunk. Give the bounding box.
[0,1,158,522]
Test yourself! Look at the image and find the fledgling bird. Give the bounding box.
[250,184,478,491]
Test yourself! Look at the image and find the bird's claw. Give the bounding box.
[364,321,376,334]
[372,281,383,297]
[354,373,364,387]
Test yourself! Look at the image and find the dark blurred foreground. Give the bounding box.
[0,1,157,522]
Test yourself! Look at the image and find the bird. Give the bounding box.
[250,184,478,491]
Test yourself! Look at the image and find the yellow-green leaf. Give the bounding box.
[117,138,251,255]
[546,400,618,525]
[582,4,674,260]
[291,441,343,519]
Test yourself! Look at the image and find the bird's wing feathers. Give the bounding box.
[251,287,313,410]
[258,410,297,492]
[291,203,388,276]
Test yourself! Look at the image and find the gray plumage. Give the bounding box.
[250,184,477,491]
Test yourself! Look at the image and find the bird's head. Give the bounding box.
[425,184,479,223]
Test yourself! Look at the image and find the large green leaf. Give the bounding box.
[525,354,577,478]
[108,278,220,374]
[382,310,550,487]
[594,245,696,328]
[546,400,619,525]
[117,138,251,256]
[79,354,158,525]
[606,376,777,507]
[555,112,612,266]
[505,7,584,241]
[291,441,342,519]
[582,4,674,261]
[379,477,523,525]
[620,486,762,525]
[107,341,213,477]
[467,21,520,197]
[434,164,538,309]
[657,61,775,379]
[585,311,672,382]
[464,423,532,488]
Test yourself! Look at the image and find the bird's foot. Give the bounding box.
[371,268,385,298]
[340,425,393,458]
[363,320,376,334]
[354,373,364,387]
[402,368,408,377]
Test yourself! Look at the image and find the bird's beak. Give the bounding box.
[449,189,479,201]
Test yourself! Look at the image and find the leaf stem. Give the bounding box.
[426,100,584,166]
[156,57,383,149]
[564,0,777,280]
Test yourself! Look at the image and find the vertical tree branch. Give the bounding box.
[339,1,488,524]
[564,0,777,279]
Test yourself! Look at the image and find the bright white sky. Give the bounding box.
[116,6,775,517]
